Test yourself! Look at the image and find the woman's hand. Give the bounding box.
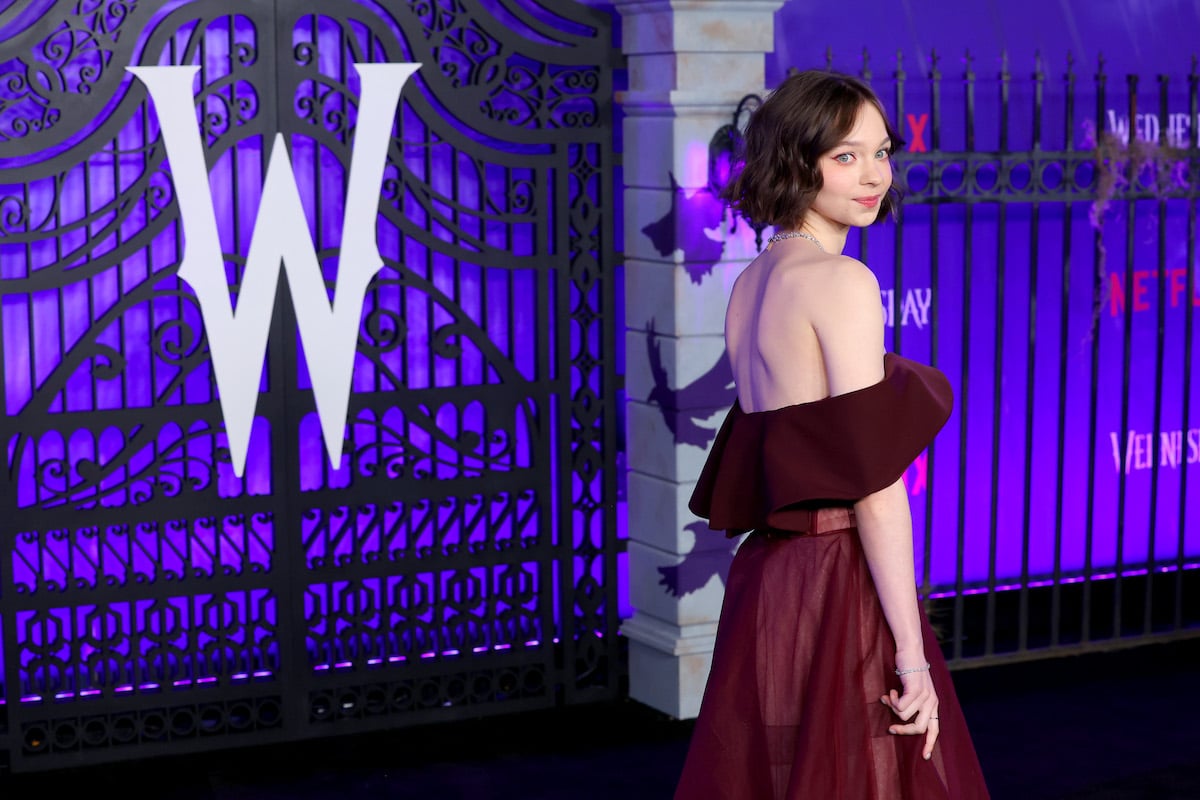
[881,663,940,760]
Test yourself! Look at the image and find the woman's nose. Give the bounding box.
[862,160,888,186]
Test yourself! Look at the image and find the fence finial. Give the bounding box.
[826,46,833,71]
[861,46,871,81]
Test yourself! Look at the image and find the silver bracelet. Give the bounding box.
[894,662,931,676]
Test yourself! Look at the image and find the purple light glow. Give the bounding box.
[309,640,550,672]
[925,561,1200,599]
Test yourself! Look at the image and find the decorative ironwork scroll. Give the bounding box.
[0,0,619,772]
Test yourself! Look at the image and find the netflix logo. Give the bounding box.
[1107,268,1200,316]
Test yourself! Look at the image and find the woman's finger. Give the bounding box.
[886,688,923,720]
[923,712,941,759]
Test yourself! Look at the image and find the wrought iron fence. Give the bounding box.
[782,50,1200,668]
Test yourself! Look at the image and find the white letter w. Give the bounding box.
[128,63,420,477]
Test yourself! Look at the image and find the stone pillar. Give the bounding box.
[614,0,785,720]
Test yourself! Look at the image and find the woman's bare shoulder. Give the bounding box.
[824,254,879,291]
[766,252,879,303]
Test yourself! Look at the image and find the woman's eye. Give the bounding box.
[834,153,853,163]
[875,149,889,159]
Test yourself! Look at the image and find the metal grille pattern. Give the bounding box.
[0,0,618,772]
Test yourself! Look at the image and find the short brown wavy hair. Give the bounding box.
[722,70,903,231]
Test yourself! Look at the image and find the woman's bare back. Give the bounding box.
[726,245,885,414]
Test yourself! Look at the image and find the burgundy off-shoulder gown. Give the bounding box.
[675,354,990,799]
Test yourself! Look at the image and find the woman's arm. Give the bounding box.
[854,479,925,660]
[854,480,940,760]
[814,258,940,759]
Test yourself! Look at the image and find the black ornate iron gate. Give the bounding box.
[0,0,619,772]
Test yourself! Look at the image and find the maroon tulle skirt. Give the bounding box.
[675,512,990,799]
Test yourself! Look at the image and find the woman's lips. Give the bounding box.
[855,195,881,208]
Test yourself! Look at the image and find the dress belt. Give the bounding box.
[760,507,857,538]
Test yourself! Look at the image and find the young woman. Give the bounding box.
[675,70,990,798]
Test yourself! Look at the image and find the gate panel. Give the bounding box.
[0,0,619,772]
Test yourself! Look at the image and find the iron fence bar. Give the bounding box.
[1177,58,1199,631]
[1051,53,1077,648]
[985,52,1011,657]
[1114,74,1140,639]
[1082,55,1107,645]
[1146,74,1170,635]
[925,49,942,592]
[1018,53,1046,652]
[883,156,1192,204]
[554,155,572,696]
[953,50,976,662]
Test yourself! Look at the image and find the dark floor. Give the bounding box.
[5,637,1198,799]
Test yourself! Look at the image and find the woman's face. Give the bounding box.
[807,102,893,230]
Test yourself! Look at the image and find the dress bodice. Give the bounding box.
[688,353,954,536]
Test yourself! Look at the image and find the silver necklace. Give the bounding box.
[766,230,825,252]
